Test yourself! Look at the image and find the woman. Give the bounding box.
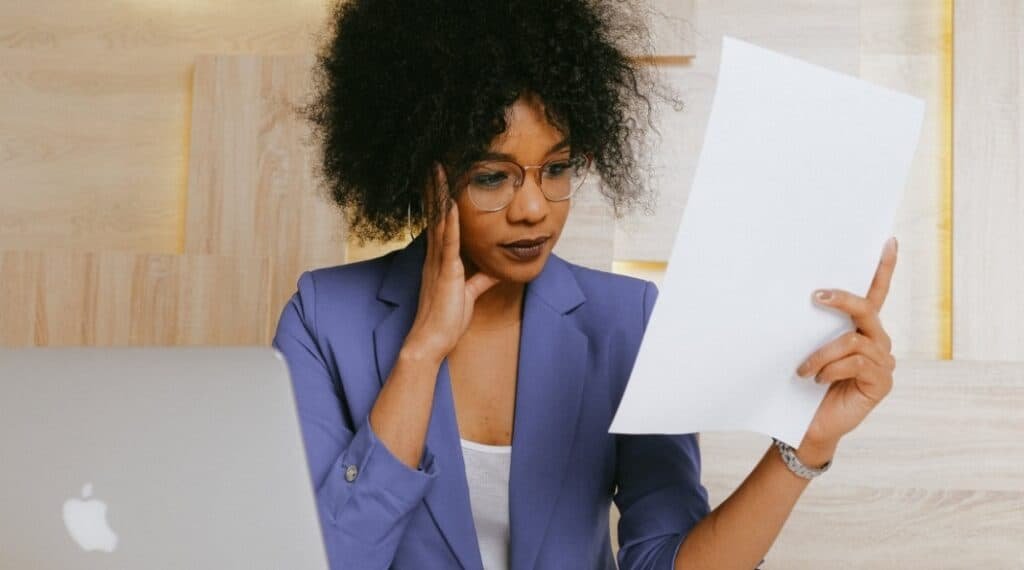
[272,0,899,568]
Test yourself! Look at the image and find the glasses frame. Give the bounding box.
[454,151,593,213]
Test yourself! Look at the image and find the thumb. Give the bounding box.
[465,271,500,302]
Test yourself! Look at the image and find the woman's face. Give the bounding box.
[450,94,572,284]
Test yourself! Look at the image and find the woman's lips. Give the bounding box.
[500,237,548,261]
[502,236,549,247]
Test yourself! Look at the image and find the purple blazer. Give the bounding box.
[271,230,710,569]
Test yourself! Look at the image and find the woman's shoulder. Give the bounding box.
[282,250,400,334]
[290,248,404,309]
[563,260,653,297]
[307,249,399,292]
[556,256,658,331]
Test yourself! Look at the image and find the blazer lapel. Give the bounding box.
[372,231,589,570]
[507,245,588,570]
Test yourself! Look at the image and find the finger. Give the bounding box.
[435,163,450,222]
[428,163,447,270]
[440,198,463,278]
[797,330,895,379]
[816,357,892,404]
[422,181,435,279]
[813,288,890,349]
[866,237,898,310]
[812,352,879,384]
[422,173,434,258]
[421,164,446,304]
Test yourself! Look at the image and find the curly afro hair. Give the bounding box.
[302,0,684,245]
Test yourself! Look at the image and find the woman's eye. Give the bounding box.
[544,161,571,176]
[472,172,508,187]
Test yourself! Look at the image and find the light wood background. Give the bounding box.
[2,1,1022,567]
[952,0,1024,361]
[0,250,270,345]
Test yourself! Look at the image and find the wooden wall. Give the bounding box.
[3,1,1022,567]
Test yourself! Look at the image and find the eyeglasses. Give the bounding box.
[455,152,593,212]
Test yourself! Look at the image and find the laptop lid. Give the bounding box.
[0,346,328,569]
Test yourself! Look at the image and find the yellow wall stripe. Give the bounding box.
[940,0,954,359]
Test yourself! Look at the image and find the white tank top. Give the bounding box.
[460,438,512,570]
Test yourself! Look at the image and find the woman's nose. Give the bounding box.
[506,176,549,222]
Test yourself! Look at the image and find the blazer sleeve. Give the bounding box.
[613,280,713,569]
[271,270,440,570]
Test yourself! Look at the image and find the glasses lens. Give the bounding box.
[467,161,519,210]
[464,154,591,210]
[541,154,589,200]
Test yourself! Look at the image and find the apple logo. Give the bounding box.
[62,483,119,553]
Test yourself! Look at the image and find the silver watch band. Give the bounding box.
[771,437,832,479]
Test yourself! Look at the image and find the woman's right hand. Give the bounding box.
[404,163,500,362]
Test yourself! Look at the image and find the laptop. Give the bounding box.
[0,346,329,569]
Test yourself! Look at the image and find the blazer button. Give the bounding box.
[344,464,359,482]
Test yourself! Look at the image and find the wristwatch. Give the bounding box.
[771,438,832,479]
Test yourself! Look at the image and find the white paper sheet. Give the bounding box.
[608,36,925,446]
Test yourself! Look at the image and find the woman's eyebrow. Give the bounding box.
[478,138,570,161]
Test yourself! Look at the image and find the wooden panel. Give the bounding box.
[953,0,1024,360]
[184,54,346,322]
[0,250,269,346]
[550,176,616,271]
[860,0,946,55]
[644,0,696,59]
[699,359,1024,567]
[611,65,711,264]
[758,485,1020,568]
[0,0,330,253]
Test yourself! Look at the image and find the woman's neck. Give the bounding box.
[470,278,524,330]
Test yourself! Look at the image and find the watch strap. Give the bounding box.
[771,437,832,479]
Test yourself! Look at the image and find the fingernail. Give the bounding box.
[886,236,897,253]
[814,289,832,302]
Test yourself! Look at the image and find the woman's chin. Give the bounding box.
[480,251,550,283]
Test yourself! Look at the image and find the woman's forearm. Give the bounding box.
[368,341,444,470]
[674,438,839,569]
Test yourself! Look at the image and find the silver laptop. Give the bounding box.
[0,346,329,569]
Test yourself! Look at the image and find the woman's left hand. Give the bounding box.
[795,237,899,449]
